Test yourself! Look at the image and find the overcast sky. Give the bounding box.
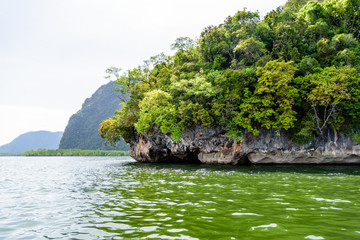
[0,0,287,145]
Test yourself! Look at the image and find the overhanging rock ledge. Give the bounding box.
[128,126,360,165]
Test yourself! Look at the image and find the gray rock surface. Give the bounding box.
[128,125,360,164]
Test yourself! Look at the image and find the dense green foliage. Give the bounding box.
[60,82,129,151]
[101,0,360,145]
[24,149,129,156]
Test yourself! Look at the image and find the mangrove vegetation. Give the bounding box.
[24,149,129,156]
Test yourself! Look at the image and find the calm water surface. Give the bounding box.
[0,156,359,239]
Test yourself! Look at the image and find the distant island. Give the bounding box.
[0,131,63,154]
[99,0,360,164]
[0,132,128,156]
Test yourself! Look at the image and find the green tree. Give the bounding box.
[284,0,309,11]
[316,38,331,65]
[234,60,298,135]
[297,56,321,76]
[300,0,325,23]
[301,66,359,136]
[135,90,181,141]
[330,34,359,52]
[171,37,194,51]
[99,115,123,146]
[199,10,260,69]
[234,37,267,66]
[169,74,216,104]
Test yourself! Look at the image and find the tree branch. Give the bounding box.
[310,99,322,135]
[320,104,336,131]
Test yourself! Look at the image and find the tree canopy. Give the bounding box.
[100,0,360,145]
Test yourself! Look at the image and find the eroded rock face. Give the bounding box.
[128,125,360,165]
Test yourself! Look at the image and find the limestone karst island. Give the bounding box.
[3,1,360,240]
[100,0,360,165]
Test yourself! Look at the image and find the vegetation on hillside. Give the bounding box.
[100,0,360,146]
[60,82,129,151]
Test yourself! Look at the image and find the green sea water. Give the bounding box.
[0,156,359,239]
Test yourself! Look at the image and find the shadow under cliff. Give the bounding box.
[125,161,360,176]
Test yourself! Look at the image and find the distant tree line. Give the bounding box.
[24,149,129,156]
[0,153,23,156]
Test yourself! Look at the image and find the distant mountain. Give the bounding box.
[0,131,63,153]
[59,81,129,150]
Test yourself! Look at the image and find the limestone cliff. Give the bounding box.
[128,126,360,165]
[60,81,129,151]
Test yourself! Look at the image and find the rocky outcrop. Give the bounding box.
[128,125,360,165]
[59,81,129,151]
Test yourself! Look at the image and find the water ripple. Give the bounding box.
[0,157,360,239]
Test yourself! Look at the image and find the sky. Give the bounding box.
[0,0,288,146]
